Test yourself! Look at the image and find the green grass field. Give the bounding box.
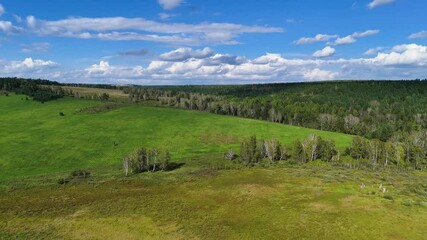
[0,94,351,181]
[1,94,426,240]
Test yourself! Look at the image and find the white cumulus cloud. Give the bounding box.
[303,68,338,81]
[85,61,113,75]
[0,4,5,16]
[4,44,427,85]
[0,16,282,46]
[313,46,336,58]
[158,13,175,20]
[367,0,395,9]
[0,20,22,34]
[294,34,337,45]
[353,30,380,38]
[409,31,427,39]
[159,47,214,61]
[79,44,426,84]
[363,47,384,55]
[371,44,427,66]
[295,30,379,46]
[80,48,340,83]
[334,30,379,45]
[2,58,58,74]
[158,0,183,10]
[335,36,356,45]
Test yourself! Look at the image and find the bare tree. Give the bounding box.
[123,157,130,176]
[332,150,340,165]
[279,146,287,161]
[269,108,283,123]
[304,134,319,161]
[393,141,401,167]
[146,151,150,172]
[344,114,360,132]
[318,114,336,131]
[384,142,393,166]
[368,140,382,169]
[264,139,279,163]
[151,148,158,172]
[300,140,309,163]
[224,149,237,160]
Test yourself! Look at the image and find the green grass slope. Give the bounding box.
[0,94,351,180]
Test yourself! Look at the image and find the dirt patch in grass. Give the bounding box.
[77,103,127,114]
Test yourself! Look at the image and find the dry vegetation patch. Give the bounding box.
[63,86,129,100]
[76,103,127,114]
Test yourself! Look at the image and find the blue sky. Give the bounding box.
[0,0,426,84]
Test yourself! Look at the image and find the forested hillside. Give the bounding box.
[0,77,64,102]
[125,80,427,141]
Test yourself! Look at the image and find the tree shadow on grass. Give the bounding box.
[160,162,186,172]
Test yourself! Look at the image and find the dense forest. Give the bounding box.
[125,80,427,141]
[0,77,64,102]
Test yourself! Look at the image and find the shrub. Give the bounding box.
[123,148,178,175]
[383,195,394,200]
[57,178,69,185]
[402,199,414,206]
[240,135,261,165]
[224,149,237,161]
[57,170,91,185]
[70,169,91,178]
[99,93,110,101]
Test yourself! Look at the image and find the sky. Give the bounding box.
[0,0,426,85]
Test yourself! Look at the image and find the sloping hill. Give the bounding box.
[0,95,352,180]
[1,95,427,240]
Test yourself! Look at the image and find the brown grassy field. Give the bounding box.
[62,86,129,101]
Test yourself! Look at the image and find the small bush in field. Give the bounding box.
[58,170,91,185]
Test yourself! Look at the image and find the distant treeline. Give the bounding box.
[0,78,114,102]
[124,80,427,141]
[63,83,126,90]
[0,77,64,102]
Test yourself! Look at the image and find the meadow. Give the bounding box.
[0,94,351,181]
[1,167,426,239]
[1,94,426,239]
